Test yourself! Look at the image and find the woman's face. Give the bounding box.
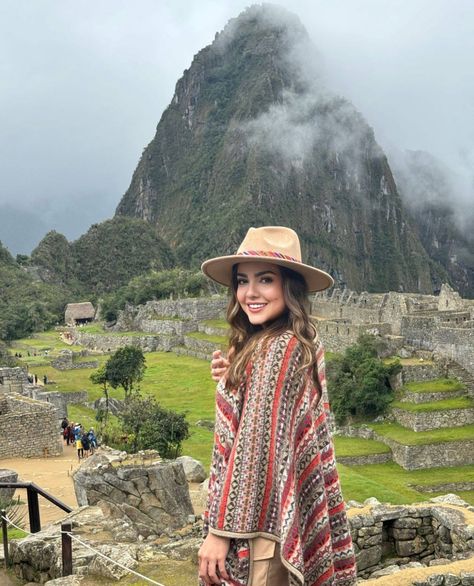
[235,262,287,326]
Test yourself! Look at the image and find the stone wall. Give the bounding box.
[337,453,393,466]
[392,407,474,432]
[401,364,444,384]
[113,297,227,331]
[352,499,474,579]
[70,331,181,353]
[337,426,474,471]
[316,320,392,353]
[401,389,466,404]
[19,386,88,420]
[51,349,98,370]
[0,366,28,394]
[401,316,474,376]
[377,437,474,471]
[0,393,62,458]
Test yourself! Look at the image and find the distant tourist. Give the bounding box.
[198,227,356,585]
[81,432,90,458]
[76,435,83,460]
[87,428,97,454]
[61,417,69,440]
[43,374,48,385]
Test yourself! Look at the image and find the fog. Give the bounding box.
[1,0,473,254]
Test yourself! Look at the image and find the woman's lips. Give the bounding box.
[247,303,267,312]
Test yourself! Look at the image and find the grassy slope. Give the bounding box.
[368,421,474,444]
[9,330,474,504]
[391,396,474,412]
[404,378,466,393]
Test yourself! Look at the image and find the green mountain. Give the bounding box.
[31,217,175,295]
[115,4,443,294]
[0,240,68,340]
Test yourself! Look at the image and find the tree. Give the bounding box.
[105,346,146,400]
[90,365,110,425]
[141,405,190,459]
[119,395,190,458]
[119,395,156,453]
[327,334,401,426]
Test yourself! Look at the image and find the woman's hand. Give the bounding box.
[211,350,230,382]
[198,532,230,585]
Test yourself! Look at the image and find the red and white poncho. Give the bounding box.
[202,331,357,585]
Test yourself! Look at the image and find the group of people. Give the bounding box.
[61,417,97,460]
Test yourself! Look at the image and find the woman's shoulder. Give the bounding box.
[264,330,302,354]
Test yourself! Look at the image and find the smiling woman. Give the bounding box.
[198,226,356,586]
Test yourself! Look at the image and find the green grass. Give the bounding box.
[391,396,474,412]
[68,404,100,429]
[202,319,228,329]
[186,331,227,345]
[0,527,28,540]
[77,323,106,334]
[339,461,474,505]
[368,421,474,445]
[404,378,466,393]
[334,436,390,457]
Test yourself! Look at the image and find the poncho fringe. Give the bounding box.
[202,332,357,585]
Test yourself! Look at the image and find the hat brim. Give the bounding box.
[201,255,334,293]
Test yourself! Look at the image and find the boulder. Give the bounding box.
[72,459,194,536]
[176,456,207,482]
[0,468,18,503]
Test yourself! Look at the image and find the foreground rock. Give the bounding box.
[0,468,18,502]
[176,456,207,483]
[72,453,194,538]
[9,504,201,583]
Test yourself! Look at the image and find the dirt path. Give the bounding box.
[2,442,80,526]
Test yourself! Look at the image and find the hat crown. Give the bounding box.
[236,227,302,262]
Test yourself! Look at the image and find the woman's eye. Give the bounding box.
[237,278,247,286]
[261,277,273,284]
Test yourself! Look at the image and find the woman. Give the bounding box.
[199,227,357,586]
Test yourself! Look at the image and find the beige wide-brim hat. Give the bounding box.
[201,226,334,293]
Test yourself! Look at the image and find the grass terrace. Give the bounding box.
[339,461,474,505]
[391,396,474,412]
[404,378,466,393]
[186,331,227,345]
[334,436,391,457]
[202,319,228,330]
[368,421,474,445]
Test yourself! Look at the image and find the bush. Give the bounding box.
[118,395,190,459]
[327,334,401,425]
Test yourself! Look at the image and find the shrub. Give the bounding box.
[327,334,401,425]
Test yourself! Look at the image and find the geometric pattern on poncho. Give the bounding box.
[202,332,357,585]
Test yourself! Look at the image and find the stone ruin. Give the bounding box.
[6,448,474,585]
[0,368,62,459]
[312,283,474,376]
[351,495,474,582]
[8,451,202,583]
[0,367,89,460]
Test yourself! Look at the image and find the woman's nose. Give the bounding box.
[247,280,258,297]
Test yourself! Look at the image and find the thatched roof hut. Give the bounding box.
[65,302,95,325]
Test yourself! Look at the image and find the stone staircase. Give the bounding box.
[447,361,474,399]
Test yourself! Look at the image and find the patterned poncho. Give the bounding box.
[202,332,357,586]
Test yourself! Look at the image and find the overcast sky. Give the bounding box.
[1,0,473,254]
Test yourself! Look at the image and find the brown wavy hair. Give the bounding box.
[225,264,319,390]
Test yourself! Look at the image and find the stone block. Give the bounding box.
[393,527,417,540]
[393,517,422,528]
[356,545,382,571]
[444,575,461,586]
[395,535,427,556]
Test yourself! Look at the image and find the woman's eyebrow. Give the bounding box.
[237,270,277,278]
